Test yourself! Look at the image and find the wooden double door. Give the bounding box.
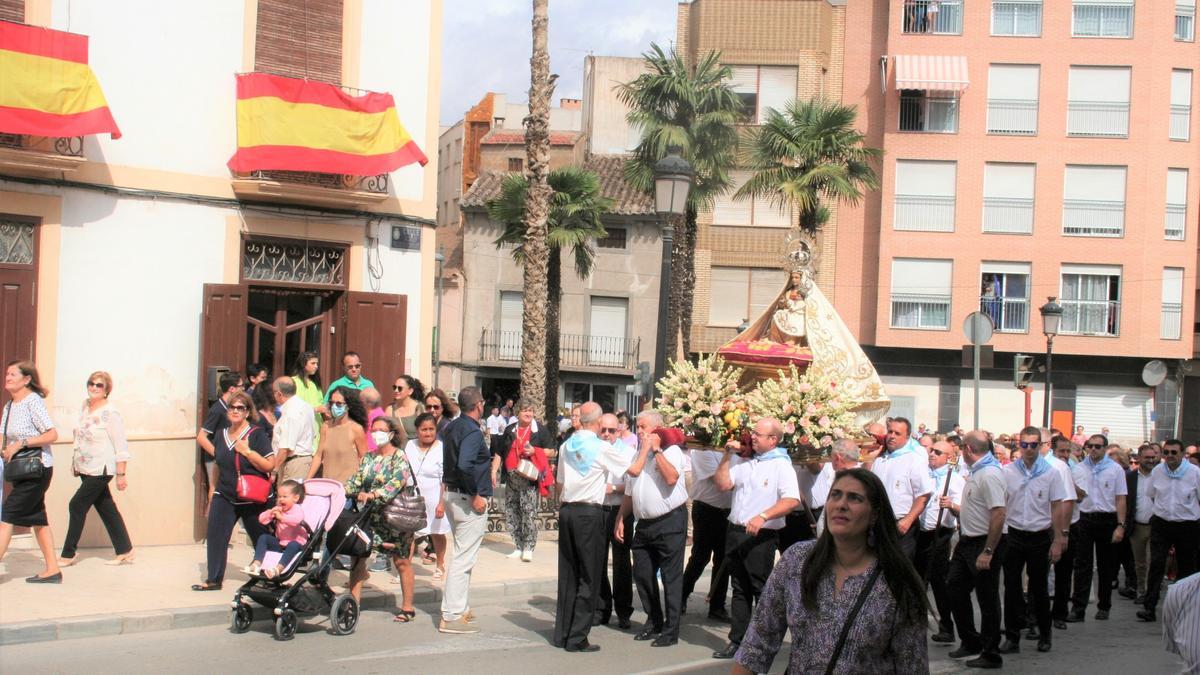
[0,217,38,410]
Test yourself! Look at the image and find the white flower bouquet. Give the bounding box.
[743,364,859,463]
[655,355,746,448]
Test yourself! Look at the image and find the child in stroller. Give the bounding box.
[244,480,308,579]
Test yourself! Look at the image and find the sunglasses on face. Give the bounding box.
[86,381,106,389]
[229,405,249,412]
[600,427,619,434]
[392,385,407,391]
[346,364,362,370]
[929,449,944,456]
[1018,441,1039,449]
[1085,443,1105,449]
[1162,450,1181,456]
[427,404,442,410]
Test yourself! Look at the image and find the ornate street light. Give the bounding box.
[652,146,694,389]
[1039,296,1064,427]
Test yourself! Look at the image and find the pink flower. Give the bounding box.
[806,404,818,415]
[783,421,796,435]
[798,383,813,393]
[818,416,831,428]
[782,403,794,415]
[710,403,723,415]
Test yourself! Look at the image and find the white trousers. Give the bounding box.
[441,491,487,621]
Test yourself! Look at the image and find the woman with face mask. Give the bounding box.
[306,387,369,487]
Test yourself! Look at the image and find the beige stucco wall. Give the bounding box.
[583,56,649,155]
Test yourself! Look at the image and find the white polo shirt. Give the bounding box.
[603,438,639,506]
[959,464,1008,538]
[625,444,688,519]
[871,445,935,520]
[809,463,836,510]
[1145,462,1200,522]
[1003,460,1069,532]
[1134,472,1156,524]
[1073,460,1128,514]
[273,394,316,457]
[689,448,738,509]
[921,467,965,531]
[728,454,801,530]
[557,431,633,505]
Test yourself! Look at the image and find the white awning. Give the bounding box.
[895,55,969,92]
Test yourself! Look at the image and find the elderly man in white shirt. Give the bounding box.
[1137,438,1200,623]
[916,439,964,644]
[271,377,315,481]
[1068,433,1127,623]
[595,413,638,629]
[870,416,934,560]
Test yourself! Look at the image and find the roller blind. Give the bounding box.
[984,163,1036,199]
[750,269,781,317]
[758,66,797,119]
[895,160,957,196]
[1167,169,1189,205]
[710,267,750,326]
[982,261,1031,275]
[728,66,758,93]
[1162,268,1184,304]
[499,291,523,333]
[1063,165,1126,201]
[988,64,1040,101]
[1062,263,1122,277]
[1068,67,1131,104]
[713,170,753,225]
[1172,70,1193,106]
[256,0,344,84]
[589,297,628,340]
[891,259,953,295]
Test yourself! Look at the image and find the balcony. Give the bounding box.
[1072,3,1134,37]
[479,329,641,371]
[1171,105,1191,141]
[903,0,963,34]
[894,194,956,232]
[1067,101,1129,137]
[1061,299,1121,336]
[1166,204,1187,240]
[230,170,390,209]
[983,196,1034,234]
[980,295,1030,332]
[899,94,958,133]
[992,1,1042,36]
[987,99,1038,135]
[1063,199,1124,237]
[0,133,86,177]
[890,293,952,330]
[1161,302,1183,340]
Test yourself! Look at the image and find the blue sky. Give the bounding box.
[439,0,678,125]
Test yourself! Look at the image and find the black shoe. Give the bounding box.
[1118,587,1137,600]
[564,641,600,653]
[1052,619,1067,630]
[998,639,1020,654]
[1037,640,1052,653]
[1065,610,1085,623]
[707,607,732,623]
[1137,609,1157,622]
[1135,594,1146,605]
[1095,609,1109,620]
[617,617,632,630]
[712,642,739,659]
[1024,627,1041,641]
[965,655,1003,669]
[25,572,62,584]
[634,627,660,641]
[949,646,982,659]
[593,614,609,627]
[931,631,956,643]
[651,635,678,647]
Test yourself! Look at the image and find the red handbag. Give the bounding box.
[232,429,271,504]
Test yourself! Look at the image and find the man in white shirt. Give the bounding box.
[710,417,801,661]
[870,416,934,560]
[595,413,637,629]
[916,439,964,644]
[1068,433,1127,623]
[681,443,739,623]
[779,461,822,553]
[810,440,862,539]
[1137,439,1200,622]
[552,402,635,653]
[485,407,506,437]
[615,411,688,648]
[1000,426,1069,655]
[1127,443,1159,603]
[1162,570,1200,673]
[1051,435,1087,630]
[270,377,315,481]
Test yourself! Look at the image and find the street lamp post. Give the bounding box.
[1039,296,1063,427]
[652,146,694,390]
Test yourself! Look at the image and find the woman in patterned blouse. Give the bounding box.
[735,468,929,674]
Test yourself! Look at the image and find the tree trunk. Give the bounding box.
[521,0,553,424]
[544,247,562,425]
[678,207,698,359]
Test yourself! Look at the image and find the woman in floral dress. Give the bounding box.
[345,415,418,623]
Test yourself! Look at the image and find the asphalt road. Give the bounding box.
[0,587,1182,674]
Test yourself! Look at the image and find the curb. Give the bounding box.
[0,576,559,646]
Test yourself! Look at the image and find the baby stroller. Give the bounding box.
[229,478,376,640]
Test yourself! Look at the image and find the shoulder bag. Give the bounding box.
[3,401,46,483]
[382,455,427,535]
[822,565,883,675]
[233,427,271,503]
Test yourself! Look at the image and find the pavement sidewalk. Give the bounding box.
[0,533,560,645]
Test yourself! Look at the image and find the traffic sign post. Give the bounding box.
[963,312,995,431]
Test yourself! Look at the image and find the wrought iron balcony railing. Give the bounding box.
[236,170,389,194]
[903,0,964,34]
[1067,101,1130,137]
[1062,199,1125,237]
[479,329,641,370]
[1061,299,1121,336]
[1170,105,1191,141]
[890,293,952,330]
[986,99,1038,135]
[992,1,1042,36]
[983,196,1034,234]
[0,133,84,157]
[899,94,958,133]
[1166,204,1187,240]
[894,194,956,232]
[980,295,1030,333]
[1161,302,1183,340]
[1072,3,1134,37]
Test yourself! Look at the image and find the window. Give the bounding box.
[1063,165,1126,237]
[497,291,523,360]
[709,267,780,327]
[1177,0,1195,40]
[507,157,524,172]
[588,297,630,367]
[983,163,1036,234]
[711,170,792,227]
[1072,0,1134,38]
[992,0,1042,36]
[891,259,953,330]
[894,160,956,232]
[899,90,959,133]
[728,65,797,124]
[980,262,1031,332]
[1067,67,1131,137]
[987,64,1039,135]
[1171,69,1192,141]
[1166,169,1189,240]
[1161,268,1185,339]
[597,226,627,249]
[903,0,964,34]
[1060,264,1122,336]
[255,0,344,84]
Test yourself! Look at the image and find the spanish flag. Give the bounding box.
[0,21,121,139]
[228,72,428,176]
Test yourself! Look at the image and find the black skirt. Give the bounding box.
[3,467,54,527]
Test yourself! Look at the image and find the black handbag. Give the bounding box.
[3,402,45,483]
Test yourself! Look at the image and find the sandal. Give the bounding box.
[191,582,222,591]
[393,609,416,623]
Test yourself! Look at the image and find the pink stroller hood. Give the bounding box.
[300,478,346,533]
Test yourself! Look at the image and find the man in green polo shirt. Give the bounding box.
[324,351,374,403]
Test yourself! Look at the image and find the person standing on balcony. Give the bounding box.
[491,397,555,562]
[1137,439,1200,622]
[1067,434,1127,623]
[870,417,934,561]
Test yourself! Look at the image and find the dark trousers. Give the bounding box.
[681,500,730,611]
[898,524,917,561]
[1115,536,1136,589]
[1003,528,1053,642]
[1143,516,1200,611]
[631,506,687,639]
[1072,511,1118,611]
[726,525,780,645]
[777,510,816,554]
[948,534,1006,659]
[61,474,132,557]
[915,526,955,635]
[554,503,606,649]
[597,504,634,623]
[1052,522,1080,620]
[253,535,303,569]
[205,494,271,584]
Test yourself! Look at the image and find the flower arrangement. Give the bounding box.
[655,355,745,448]
[743,364,859,462]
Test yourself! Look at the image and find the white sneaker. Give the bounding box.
[521,550,533,563]
[506,549,523,559]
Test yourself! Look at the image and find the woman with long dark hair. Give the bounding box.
[734,468,928,674]
[306,387,369,487]
[424,388,456,438]
[291,351,326,444]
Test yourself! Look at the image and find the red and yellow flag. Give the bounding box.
[0,21,120,139]
[228,72,428,176]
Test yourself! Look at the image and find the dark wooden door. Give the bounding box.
[344,291,407,384]
[0,218,38,410]
[245,288,337,384]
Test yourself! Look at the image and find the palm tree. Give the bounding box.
[736,98,881,234]
[617,43,743,360]
[488,167,614,424]
[521,0,553,423]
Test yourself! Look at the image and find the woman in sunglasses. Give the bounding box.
[387,375,426,442]
[424,388,457,439]
[192,391,277,591]
[59,371,134,567]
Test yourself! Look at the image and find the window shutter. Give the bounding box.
[0,0,24,22]
[757,66,797,119]
[589,297,628,340]
[499,291,523,333]
[713,170,754,225]
[710,267,750,326]
[749,269,782,318]
[1162,268,1184,304]
[728,66,758,93]
[1171,70,1193,106]
[1068,67,1130,104]
[895,160,957,196]
[1063,165,1127,202]
[1062,263,1122,277]
[984,163,1036,199]
[255,0,344,84]
[987,64,1039,101]
[1167,169,1189,205]
[981,261,1031,275]
[891,259,953,296]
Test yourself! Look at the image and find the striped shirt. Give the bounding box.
[1163,572,1200,674]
